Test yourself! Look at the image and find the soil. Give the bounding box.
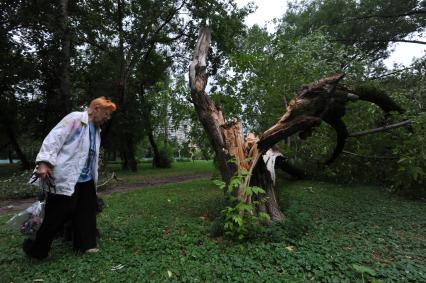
[0,173,212,215]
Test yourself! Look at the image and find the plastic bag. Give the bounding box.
[7,201,45,238]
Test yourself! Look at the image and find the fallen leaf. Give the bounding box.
[286,246,295,252]
[111,264,125,271]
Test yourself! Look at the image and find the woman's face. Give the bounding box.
[92,107,112,126]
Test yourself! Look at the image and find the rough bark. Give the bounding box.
[251,159,284,222]
[189,27,234,183]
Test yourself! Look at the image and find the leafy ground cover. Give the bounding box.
[0,179,424,282]
[0,160,214,200]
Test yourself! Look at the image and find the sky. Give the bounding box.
[235,0,426,69]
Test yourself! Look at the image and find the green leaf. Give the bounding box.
[250,186,265,195]
[258,212,271,221]
[232,215,243,226]
[235,203,253,212]
[352,264,376,276]
[212,179,226,190]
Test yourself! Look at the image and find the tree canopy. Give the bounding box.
[0,0,424,197]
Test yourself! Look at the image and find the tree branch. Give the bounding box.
[343,9,426,23]
[349,120,411,137]
[331,38,426,45]
[96,172,120,189]
[369,67,416,80]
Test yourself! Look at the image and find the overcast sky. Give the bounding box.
[235,0,425,68]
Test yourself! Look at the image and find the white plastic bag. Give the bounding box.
[7,201,45,237]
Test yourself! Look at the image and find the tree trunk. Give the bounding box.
[120,150,128,170]
[189,27,283,222]
[251,160,285,221]
[189,27,234,183]
[139,86,163,168]
[59,0,71,113]
[124,133,137,172]
[8,148,13,164]
[4,125,31,169]
[148,130,161,168]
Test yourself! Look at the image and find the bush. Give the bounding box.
[153,143,173,168]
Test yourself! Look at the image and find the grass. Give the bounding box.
[108,160,215,183]
[0,160,214,200]
[0,178,425,282]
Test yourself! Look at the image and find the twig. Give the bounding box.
[96,172,119,189]
[369,67,415,80]
[349,120,411,137]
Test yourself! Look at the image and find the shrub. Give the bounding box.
[153,143,173,168]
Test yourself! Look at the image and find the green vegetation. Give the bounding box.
[213,165,269,240]
[1,179,424,282]
[108,160,214,183]
[0,161,214,200]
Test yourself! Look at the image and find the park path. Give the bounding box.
[0,173,212,215]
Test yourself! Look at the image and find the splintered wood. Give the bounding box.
[221,119,259,171]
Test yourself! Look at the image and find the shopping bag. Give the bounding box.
[7,201,45,237]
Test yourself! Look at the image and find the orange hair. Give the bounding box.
[90,96,117,112]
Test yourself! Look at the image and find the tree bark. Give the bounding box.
[189,27,283,222]
[4,125,30,169]
[189,27,234,183]
[251,160,284,222]
[148,130,162,168]
[8,148,13,164]
[59,0,71,113]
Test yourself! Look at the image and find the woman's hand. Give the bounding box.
[36,162,53,179]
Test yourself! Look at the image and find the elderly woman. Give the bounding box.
[23,97,116,259]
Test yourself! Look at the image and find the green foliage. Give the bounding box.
[283,0,426,60]
[154,143,174,168]
[390,112,426,198]
[0,170,37,200]
[212,162,269,240]
[0,179,425,282]
[0,161,214,200]
[281,201,313,240]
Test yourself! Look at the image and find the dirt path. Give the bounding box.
[0,173,212,215]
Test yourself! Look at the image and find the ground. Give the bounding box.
[0,161,425,282]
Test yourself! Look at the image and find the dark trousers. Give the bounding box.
[23,180,97,259]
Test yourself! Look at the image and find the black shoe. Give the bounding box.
[23,238,48,260]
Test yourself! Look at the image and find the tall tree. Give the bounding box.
[73,0,249,171]
[281,0,426,61]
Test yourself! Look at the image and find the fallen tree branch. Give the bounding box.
[97,172,119,189]
[349,120,411,137]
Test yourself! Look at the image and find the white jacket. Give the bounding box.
[31,111,101,196]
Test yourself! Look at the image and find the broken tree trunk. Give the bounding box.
[189,27,284,222]
[189,27,234,183]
